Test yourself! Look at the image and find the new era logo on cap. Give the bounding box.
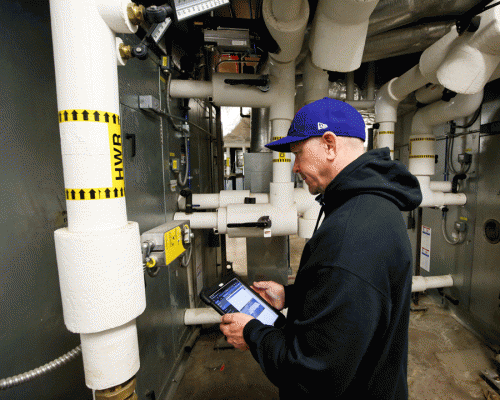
[265,97,366,153]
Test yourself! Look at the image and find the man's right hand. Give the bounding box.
[251,281,285,310]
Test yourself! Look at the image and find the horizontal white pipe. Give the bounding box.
[184,308,221,325]
[412,275,454,292]
[184,308,289,325]
[169,80,213,99]
[429,181,453,192]
[416,176,467,207]
[345,100,375,110]
[309,0,379,72]
[415,84,445,105]
[174,212,218,229]
[96,0,138,34]
[263,0,309,63]
[412,92,484,135]
[178,191,270,210]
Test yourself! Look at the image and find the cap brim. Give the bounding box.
[265,135,308,152]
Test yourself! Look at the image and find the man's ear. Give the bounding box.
[322,132,337,161]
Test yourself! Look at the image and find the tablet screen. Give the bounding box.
[210,277,279,325]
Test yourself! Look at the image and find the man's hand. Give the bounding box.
[251,281,285,310]
[220,313,254,350]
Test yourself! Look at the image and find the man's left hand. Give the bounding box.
[220,313,254,350]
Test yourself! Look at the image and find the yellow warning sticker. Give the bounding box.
[164,226,186,265]
[59,109,125,201]
[273,151,291,163]
[410,137,435,142]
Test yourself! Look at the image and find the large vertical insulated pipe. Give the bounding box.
[309,0,379,72]
[50,0,146,390]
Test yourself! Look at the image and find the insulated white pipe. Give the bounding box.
[50,0,145,390]
[436,6,500,94]
[309,0,379,72]
[374,66,429,158]
[416,176,467,207]
[169,80,213,99]
[262,0,309,63]
[429,181,453,193]
[175,203,298,238]
[412,275,454,292]
[303,54,329,105]
[178,191,270,210]
[174,212,218,229]
[184,308,221,325]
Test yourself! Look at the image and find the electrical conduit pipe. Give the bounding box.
[49,0,145,390]
[409,91,484,207]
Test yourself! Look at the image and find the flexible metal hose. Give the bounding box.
[0,345,82,390]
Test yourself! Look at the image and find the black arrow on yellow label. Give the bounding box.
[105,188,111,198]
[90,189,96,199]
[64,111,69,121]
[72,110,78,120]
[93,111,100,121]
[104,113,110,123]
[82,110,89,121]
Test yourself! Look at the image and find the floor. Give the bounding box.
[170,236,500,400]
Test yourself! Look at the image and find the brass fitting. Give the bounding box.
[119,43,133,61]
[94,377,138,400]
[127,3,145,25]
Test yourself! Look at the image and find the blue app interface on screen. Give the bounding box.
[211,278,278,325]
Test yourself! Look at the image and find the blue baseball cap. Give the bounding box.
[265,97,366,152]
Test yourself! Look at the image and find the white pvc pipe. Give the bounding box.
[80,320,139,390]
[263,0,309,63]
[178,192,270,210]
[174,212,218,229]
[303,54,329,105]
[412,275,454,292]
[169,80,213,99]
[309,0,379,72]
[50,0,145,390]
[184,308,221,325]
[415,84,445,105]
[429,181,453,193]
[345,100,375,110]
[411,92,484,135]
[436,6,500,94]
[416,176,466,208]
[185,308,289,325]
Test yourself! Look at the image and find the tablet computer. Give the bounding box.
[200,273,286,328]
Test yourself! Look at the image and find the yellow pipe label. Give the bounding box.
[378,131,394,135]
[59,109,125,201]
[164,226,185,265]
[409,155,435,159]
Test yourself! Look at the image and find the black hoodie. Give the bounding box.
[243,148,422,399]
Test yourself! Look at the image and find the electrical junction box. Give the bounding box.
[141,220,190,267]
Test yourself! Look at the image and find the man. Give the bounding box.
[220,97,422,399]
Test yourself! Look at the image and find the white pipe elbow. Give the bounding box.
[263,0,309,63]
[375,79,400,123]
[309,0,379,72]
[416,176,467,208]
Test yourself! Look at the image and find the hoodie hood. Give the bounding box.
[321,147,422,212]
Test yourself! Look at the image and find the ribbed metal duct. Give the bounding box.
[368,0,481,37]
[363,21,454,62]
